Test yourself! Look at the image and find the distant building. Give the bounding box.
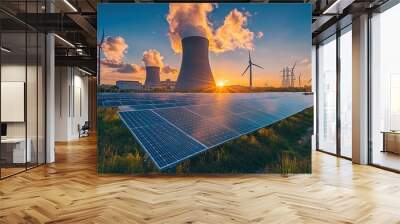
[159,79,176,90]
[116,80,143,90]
[99,84,115,89]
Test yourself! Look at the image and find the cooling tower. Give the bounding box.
[144,66,160,88]
[174,36,215,91]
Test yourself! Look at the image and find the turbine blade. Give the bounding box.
[252,63,263,69]
[241,65,250,76]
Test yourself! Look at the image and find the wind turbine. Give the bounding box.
[241,51,263,89]
[97,29,105,86]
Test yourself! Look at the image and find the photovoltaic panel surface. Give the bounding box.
[209,114,260,134]
[238,110,280,126]
[154,107,238,147]
[119,111,206,169]
[105,92,313,170]
[119,110,165,128]
[186,104,232,118]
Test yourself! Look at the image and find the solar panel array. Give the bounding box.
[119,111,206,168]
[106,92,313,170]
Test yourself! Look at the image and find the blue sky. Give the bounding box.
[98,3,311,86]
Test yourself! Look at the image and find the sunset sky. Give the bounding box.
[98,3,311,87]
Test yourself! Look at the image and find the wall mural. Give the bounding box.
[97,3,313,174]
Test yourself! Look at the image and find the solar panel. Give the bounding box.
[184,120,238,147]
[153,107,236,146]
[175,102,192,107]
[111,92,313,170]
[223,102,255,114]
[102,101,121,107]
[155,107,202,130]
[153,103,177,109]
[120,113,206,169]
[119,110,165,128]
[237,101,261,111]
[185,104,232,118]
[119,100,139,105]
[129,104,156,110]
[238,110,280,127]
[209,114,260,134]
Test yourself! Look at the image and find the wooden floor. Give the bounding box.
[1,167,26,178]
[0,136,400,224]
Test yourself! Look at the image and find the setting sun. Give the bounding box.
[217,80,228,88]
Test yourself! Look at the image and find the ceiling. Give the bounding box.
[0,0,390,74]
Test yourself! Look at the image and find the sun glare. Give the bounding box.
[217,80,228,88]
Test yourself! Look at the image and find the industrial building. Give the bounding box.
[159,79,176,90]
[0,0,399,223]
[116,80,142,90]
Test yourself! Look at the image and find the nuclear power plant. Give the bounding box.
[144,66,161,88]
[174,36,215,91]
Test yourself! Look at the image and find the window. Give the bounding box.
[339,26,352,158]
[317,35,337,154]
[370,3,400,171]
[0,1,46,179]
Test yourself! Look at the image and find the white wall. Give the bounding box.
[55,67,70,141]
[71,72,89,138]
[54,67,89,141]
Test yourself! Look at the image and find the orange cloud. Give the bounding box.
[214,9,254,53]
[102,36,128,64]
[116,63,144,74]
[256,31,264,38]
[101,46,178,84]
[167,3,255,54]
[101,64,144,85]
[162,65,178,75]
[142,49,164,67]
[142,49,178,78]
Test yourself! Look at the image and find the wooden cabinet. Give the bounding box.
[382,132,400,154]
